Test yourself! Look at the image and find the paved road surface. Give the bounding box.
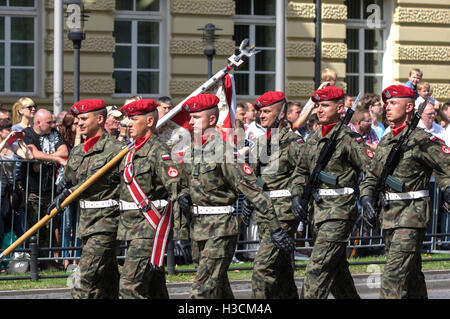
[1,270,450,299]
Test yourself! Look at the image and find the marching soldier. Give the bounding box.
[359,85,450,299]
[49,99,123,299]
[178,93,295,299]
[291,86,372,299]
[245,91,306,299]
[117,99,186,299]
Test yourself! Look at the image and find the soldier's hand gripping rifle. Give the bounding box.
[0,141,135,262]
[370,98,428,224]
[156,39,260,130]
[298,92,363,221]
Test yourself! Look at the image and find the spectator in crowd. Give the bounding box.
[245,110,266,142]
[104,106,123,138]
[58,112,83,270]
[0,119,33,246]
[286,102,302,128]
[11,97,36,132]
[403,68,422,98]
[349,107,379,151]
[361,93,385,140]
[0,108,10,120]
[244,101,257,127]
[235,103,247,127]
[55,111,68,132]
[22,109,68,269]
[157,96,173,119]
[51,113,57,130]
[418,101,449,145]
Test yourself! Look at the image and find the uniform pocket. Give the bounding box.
[200,162,225,191]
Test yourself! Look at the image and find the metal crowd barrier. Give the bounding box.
[0,158,449,280]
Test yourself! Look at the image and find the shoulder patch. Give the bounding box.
[296,137,305,144]
[167,166,179,177]
[356,136,364,143]
[441,145,450,154]
[430,135,445,145]
[161,154,171,160]
[242,163,253,175]
[366,147,374,159]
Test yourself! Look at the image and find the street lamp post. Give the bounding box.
[198,24,222,78]
[65,0,88,103]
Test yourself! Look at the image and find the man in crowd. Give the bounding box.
[117,99,187,299]
[104,106,123,138]
[291,86,372,299]
[23,109,68,261]
[286,102,302,128]
[0,108,11,120]
[157,96,173,120]
[178,93,294,299]
[235,103,247,126]
[349,108,379,152]
[248,91,306,299]
[360,85,450,299]
[418,101,449,145]
[51,99,123,298]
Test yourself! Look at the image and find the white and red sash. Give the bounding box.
[123,151,172,267]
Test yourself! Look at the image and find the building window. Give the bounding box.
[113,0,163,96]
[345,0,385,96]
[233,0,276,98]
[0,0,37,95]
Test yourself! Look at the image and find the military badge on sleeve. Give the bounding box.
[167,166,179,177]
[442,145,450,154]
[365,148,374,159]
[242,163,253,175]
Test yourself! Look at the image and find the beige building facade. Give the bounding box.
[0,0,448,112]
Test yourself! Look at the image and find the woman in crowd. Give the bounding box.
[11,97,36,132]
[58,113,83,270]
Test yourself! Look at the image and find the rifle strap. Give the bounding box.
[123,151,172,267]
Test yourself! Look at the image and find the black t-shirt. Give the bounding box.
[22,127,66,194]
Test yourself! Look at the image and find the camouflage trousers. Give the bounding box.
[71,232,120,299]
[189,235,238,299]
[381,227,427,299]
[301,219,360,299]
[119,238,169,299]
[251,219,299,299]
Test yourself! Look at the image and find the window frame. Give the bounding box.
[112,0,168,99]
[0,0,39,96]
[233,0,276,100]
[345,0,389,96]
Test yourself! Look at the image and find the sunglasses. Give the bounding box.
[23,105,37,110]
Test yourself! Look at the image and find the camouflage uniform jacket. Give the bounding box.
[360,128,450,229]
[253,127,306,221]
[184,131,279,242]
[292,124,372,224]
[63,132,123,238]
[117,134,185,240]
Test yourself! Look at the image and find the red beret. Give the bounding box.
[381,85,415,103]
[70,99,106,116]
[254,91,286,110]
[120,99,158,116]
[311,86,345,103]
[182,94,219,113]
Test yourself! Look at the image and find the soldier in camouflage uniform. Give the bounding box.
[178,93,295,299]
[50,99,123,299]
[117,99,186,299]
[245,91,306,299]
[360,85,450,299]
[291,86,372,299]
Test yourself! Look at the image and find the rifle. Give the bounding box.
[156,39,260,130]
[301,92,363,206]
[0,141,135,262]
[372,98,428,215]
